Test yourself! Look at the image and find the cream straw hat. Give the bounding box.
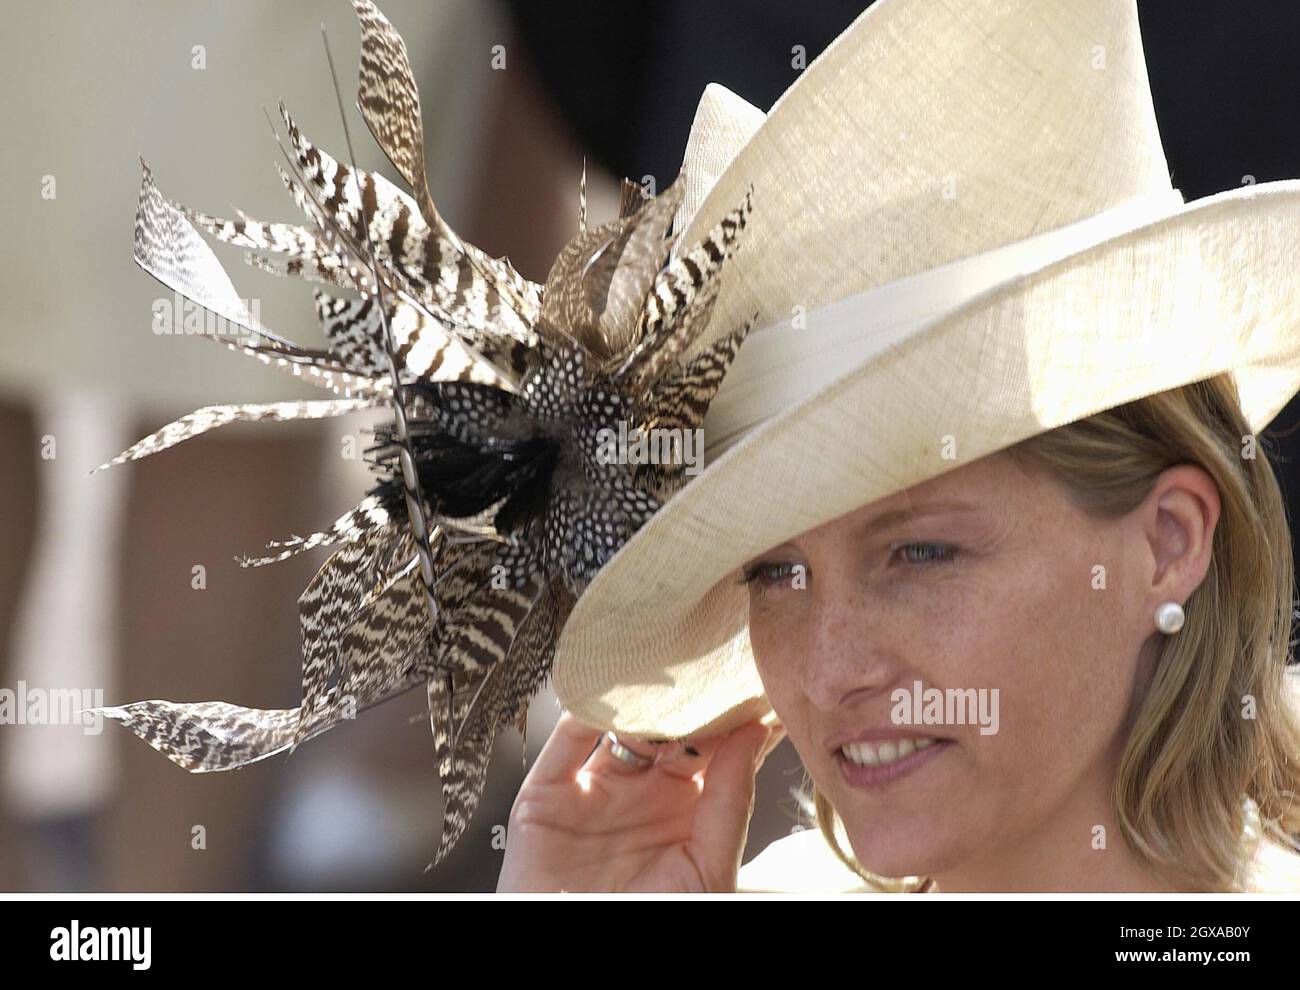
[550,0,1300,739]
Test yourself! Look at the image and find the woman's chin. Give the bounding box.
[835,799,974,879]
[809,744,981,877]
[841,828,952,881]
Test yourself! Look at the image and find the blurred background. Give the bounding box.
[1,0,1299,892]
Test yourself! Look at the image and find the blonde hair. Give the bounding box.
[803,373,1300,892]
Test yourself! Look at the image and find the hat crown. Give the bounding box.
[675,0,1171,358]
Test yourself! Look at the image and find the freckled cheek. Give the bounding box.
[748,603,807,704]
[748,602,833,755]
[947,611,1072,803]
[975,569,1121,768]
[1043,583,1140,741]
[887,584,993,681]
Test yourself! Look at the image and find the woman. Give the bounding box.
[498,375,1300,892]
[86,0,1300,891]
[498,0,1300,892]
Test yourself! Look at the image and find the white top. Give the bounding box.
[737,828,876,893]
[736,823,1300,893]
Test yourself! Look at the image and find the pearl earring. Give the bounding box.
[1155,601,1185,635]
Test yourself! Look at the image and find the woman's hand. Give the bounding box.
[497,711,786,892]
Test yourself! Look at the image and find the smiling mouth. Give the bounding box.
[834,736,954,790]
[838,736,946,767]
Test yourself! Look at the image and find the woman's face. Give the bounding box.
[743,450,1194,883]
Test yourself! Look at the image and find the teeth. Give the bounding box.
[841,737,940,767]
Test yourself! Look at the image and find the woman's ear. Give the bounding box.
[1139,464,1221,612]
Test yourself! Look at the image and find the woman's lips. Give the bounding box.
[836,738,954,789]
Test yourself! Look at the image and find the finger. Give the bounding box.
[688,721,770,872]
[526,711,607,785]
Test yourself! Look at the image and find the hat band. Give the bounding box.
[702,188,1188,460]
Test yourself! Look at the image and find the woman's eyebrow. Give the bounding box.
[854,500,981,540]
[743,501,982,565]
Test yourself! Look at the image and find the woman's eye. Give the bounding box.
[738,561,803,590]
[894,542,958,566]
[739,545,955,592]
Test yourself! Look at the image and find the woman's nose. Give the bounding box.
[798,580,907,710]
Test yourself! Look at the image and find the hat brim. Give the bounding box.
[552,178,1300,739]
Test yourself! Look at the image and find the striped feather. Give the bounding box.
[280,104,538,349]
[93,702,301,772]
[134,160,391,399]
[621,264,722,390]
[226,337,398,400]
[134,158,269,344]
[90,397,383,475]
[244,249,356,290]
[425,576,576,866]
[182,206,320,257]
[351,0,541,324]
[237,494,394,568]
[314,290,526,390]
[90,525,429,774]
[184,204,361,292]
[616,184,753,386]
[578,158,587,231]
[351,0,436,223]
[633,319,759,496]
[538,175,684,361]
[618,177,647,219]
[293,522,429,744]
[92,542,427,776]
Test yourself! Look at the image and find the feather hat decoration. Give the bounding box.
[91,0,756,868]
